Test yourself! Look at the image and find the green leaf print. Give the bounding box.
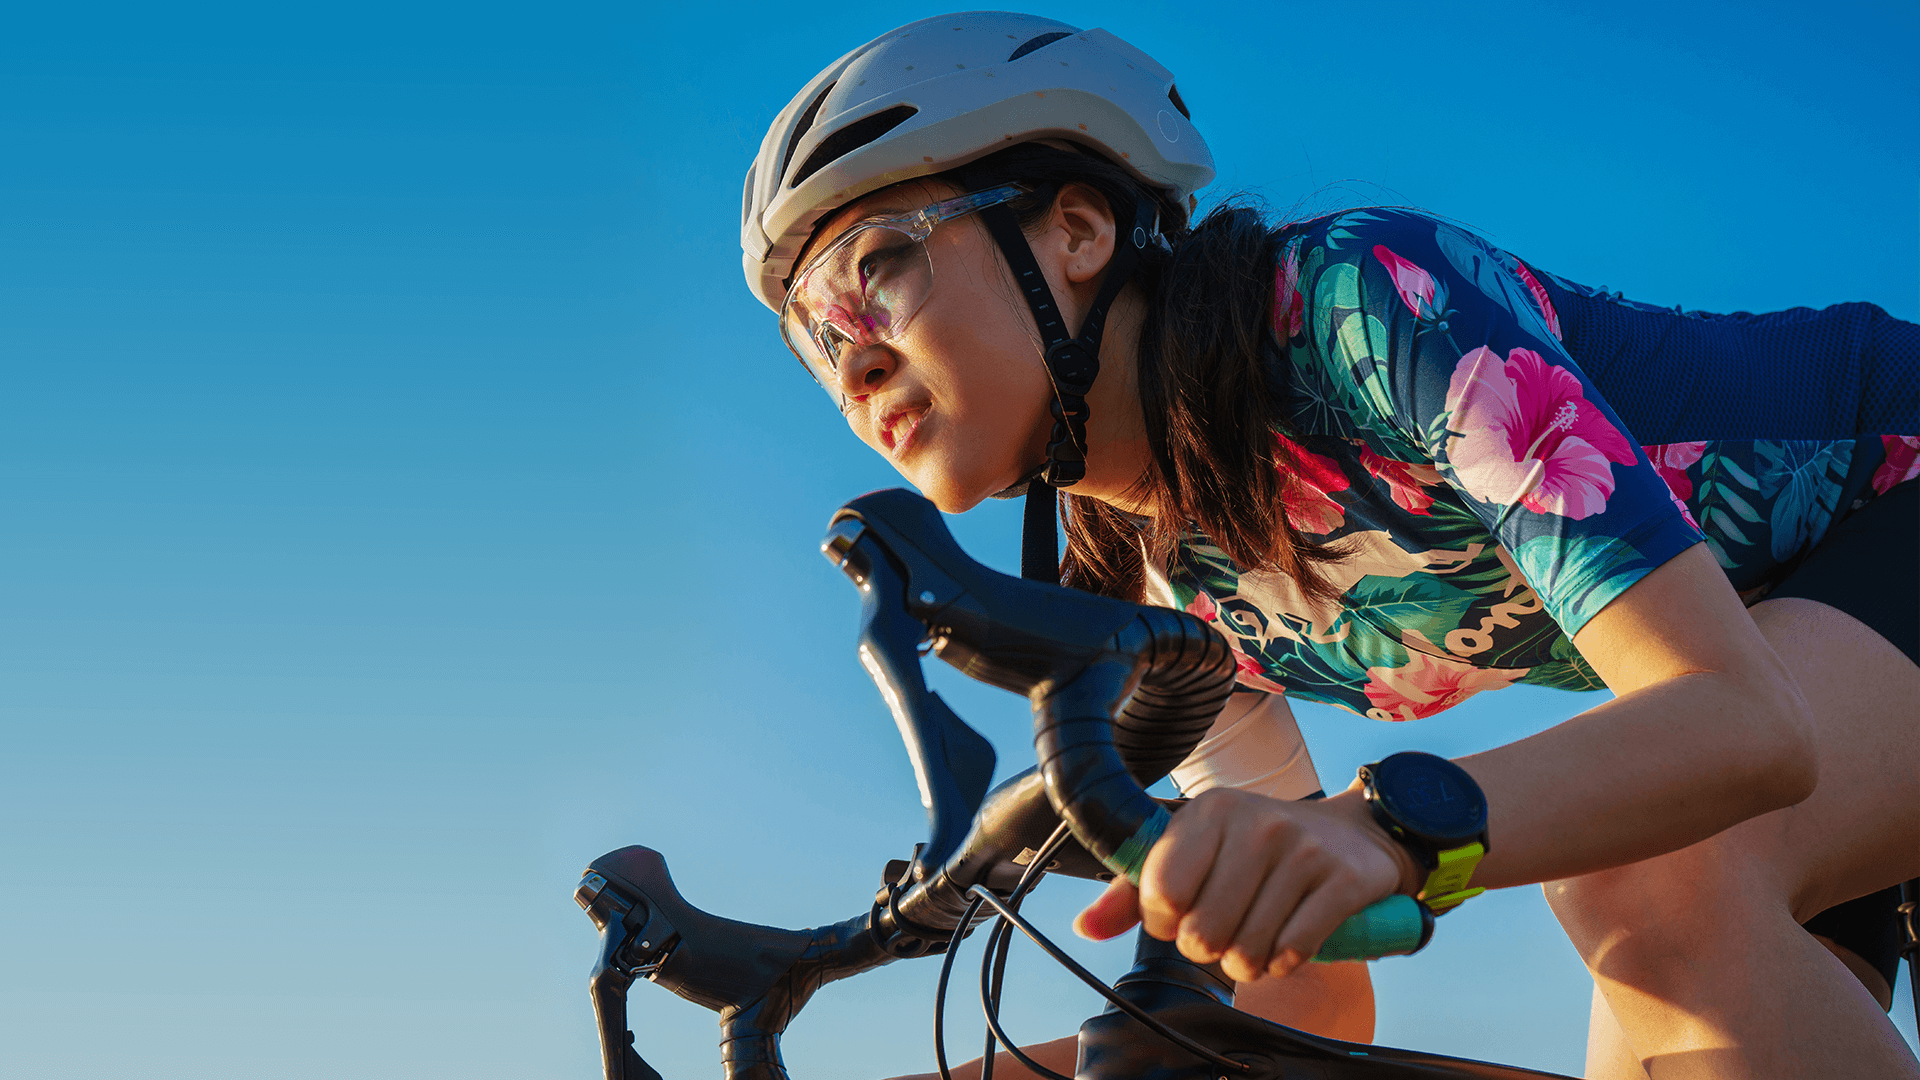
[1342,575,1478,654]
[1283,355,1366,440]
[1707,506,1754,548]
[1325,211,1389,251]
[1312,261,1361,345]
[1717,455,1759,490]
[1514,532,1640,630]
[1715,484,1762,524]
[1524,661,1607,693]
[1336,310,1391,381]
[1418,497,1500,551]
[1247,631,1371,702]
[1756,440,1852,562]
[1432,223,1544,337]
[1705,536,1738,570]
[1334,311,1420,457]
[1423,410,1455,460]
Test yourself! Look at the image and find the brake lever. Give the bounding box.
[578,864,672,1080]
[578,846,901,1080]
[823,508,995,883]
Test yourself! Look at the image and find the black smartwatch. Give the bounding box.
[1359,752,1490,914]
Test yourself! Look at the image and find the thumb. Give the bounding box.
[1073,876,1143,941]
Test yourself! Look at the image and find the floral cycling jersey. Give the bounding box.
[1146,208,1920,722]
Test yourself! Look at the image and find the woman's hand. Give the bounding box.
[1073,788,1425,982]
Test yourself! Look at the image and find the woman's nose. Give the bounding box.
[831,344,894,405]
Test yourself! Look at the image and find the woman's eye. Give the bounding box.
[856,244,913,292]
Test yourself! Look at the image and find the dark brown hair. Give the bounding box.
[942,144,1345,604]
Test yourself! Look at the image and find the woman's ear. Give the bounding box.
[1051,182,1118,285]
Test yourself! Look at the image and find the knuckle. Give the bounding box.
[1140,872,1189,915]
[1282,839,1329,877]
[1139,887,1186,925]
[1189,924,1229,957]
[1253,813,1296,845]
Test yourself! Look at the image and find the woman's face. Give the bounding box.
[790,182,1058,513]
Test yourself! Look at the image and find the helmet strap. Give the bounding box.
[977,194,1157,582]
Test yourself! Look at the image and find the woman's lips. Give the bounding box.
[881,405,928,456]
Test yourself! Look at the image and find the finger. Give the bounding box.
[1216,849,1316,983]
[1136,799,1230,942]
[1072,877,1141,941]
[1173,815,1296,967]
[1269,872,1384,979]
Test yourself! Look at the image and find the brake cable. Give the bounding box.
[934,821,1073,1080]
[966,886,1254,1074]
[977,823,1075,1080]
[930,818,1254,1079]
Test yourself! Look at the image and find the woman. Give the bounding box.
[744,13,1919,1079]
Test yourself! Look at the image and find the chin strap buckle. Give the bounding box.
[1898,880,1917,959]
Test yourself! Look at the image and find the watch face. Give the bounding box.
[1374,753,1486,844]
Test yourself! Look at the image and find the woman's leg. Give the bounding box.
[1235,960,1375,1042]
[1548,597,1920,1079]
[1581,932,1898,1080]
[1584,981,1651,1080]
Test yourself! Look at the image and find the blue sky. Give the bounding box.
[1,2,1914,1077]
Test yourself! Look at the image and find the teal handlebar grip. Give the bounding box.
[1310,894,1435,962]
[1106,808,1434,964]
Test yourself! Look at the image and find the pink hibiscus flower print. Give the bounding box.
[1643,441,1706,529]
[1372,245,1440,321]
[1643,441,1706,501]
[1231,647,1291,695]
[1362,646,1525,722]
[1872,435,1920,494]
[1274,248,1305,339]
[1186,591,1218,622]
[1273,431,1349,535]
[1358,445,1443,515]
[1444,347,1637,521]
[1185,589,1290,693]
[1512,259,1563,340]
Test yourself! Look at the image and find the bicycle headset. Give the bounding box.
[741,11,1216,582]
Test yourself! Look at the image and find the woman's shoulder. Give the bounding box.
[1276,206,1530,297]
[1276,206,1455,262]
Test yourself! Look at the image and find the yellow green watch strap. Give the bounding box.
[1417,841,1485,914]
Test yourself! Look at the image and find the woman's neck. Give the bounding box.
[1070,283,1157,517]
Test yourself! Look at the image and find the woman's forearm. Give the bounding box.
[1397,547,1819,894]
[1442,665,1816,893]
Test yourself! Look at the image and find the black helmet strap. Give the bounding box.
[977,193,1156,582]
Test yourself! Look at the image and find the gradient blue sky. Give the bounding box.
[2,3,1915,1077]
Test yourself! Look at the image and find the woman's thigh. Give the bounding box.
[1547,595,1918,966]
[1736,595,1920,917]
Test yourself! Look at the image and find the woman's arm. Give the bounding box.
[1075,542,1818,981]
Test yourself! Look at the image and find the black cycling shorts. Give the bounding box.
[1769,478,1917,996]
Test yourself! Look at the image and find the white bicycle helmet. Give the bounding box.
[742,11,1215,312]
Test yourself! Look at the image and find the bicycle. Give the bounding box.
[574,487,1919,1080]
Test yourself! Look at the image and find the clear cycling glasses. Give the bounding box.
[780,184,1025,408]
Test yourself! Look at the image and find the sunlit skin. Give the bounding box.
[797,181,1920,1079]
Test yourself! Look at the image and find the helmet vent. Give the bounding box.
[1167,83,1190,119]
[780,81,838,184]
[790,105,918,189]
[1007,31,1071,61]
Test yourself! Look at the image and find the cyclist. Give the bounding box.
[743,13,1920,1079]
